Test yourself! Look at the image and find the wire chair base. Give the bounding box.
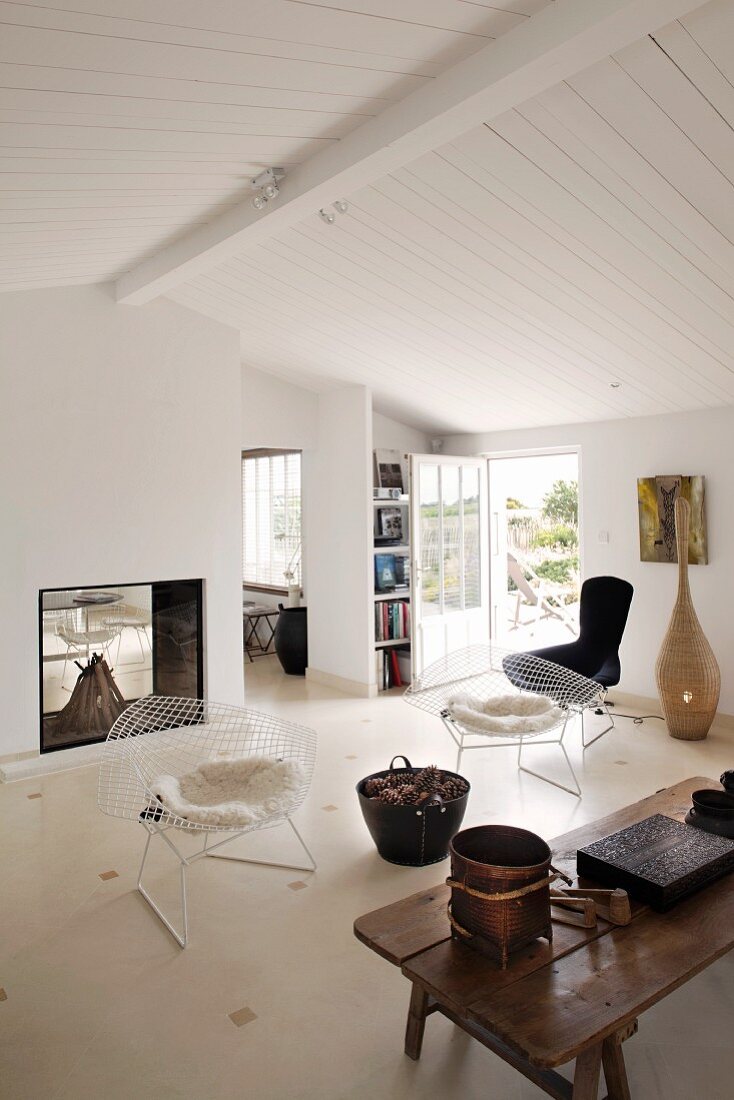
[517,737,581,798]
[204,818,317,873]
[581,690,616,750]
[137,817,317,949]
[444,713,582,798]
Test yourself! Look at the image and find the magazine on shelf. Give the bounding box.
[376,506,403,541]
[374,553,397,592]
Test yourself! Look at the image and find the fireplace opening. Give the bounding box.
[39,579,203,753]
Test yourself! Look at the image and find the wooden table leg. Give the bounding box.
[405,982,430,1061]
[601,1023,636,1100]
[571,1043,602,1099]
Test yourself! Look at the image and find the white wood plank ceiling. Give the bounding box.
[168,0,734,432]
[0,0,547,291]
[4,0,734,434]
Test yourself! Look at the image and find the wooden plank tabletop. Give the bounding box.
[354,777,732,1069]
[466,867,734,1067]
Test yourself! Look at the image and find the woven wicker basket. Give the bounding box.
[448,825,565,968]
[655,497,720,740]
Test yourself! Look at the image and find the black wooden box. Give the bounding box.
[576,814,734,911]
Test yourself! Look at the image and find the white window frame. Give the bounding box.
[242,449,302,594]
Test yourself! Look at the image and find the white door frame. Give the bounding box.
[410,453,490,679]
[483,446,582,642]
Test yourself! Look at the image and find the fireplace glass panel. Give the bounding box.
[40,579,203,753]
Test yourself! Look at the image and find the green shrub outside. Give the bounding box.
[534,557,579,585]
[531,524,578,550]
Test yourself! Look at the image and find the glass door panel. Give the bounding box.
[410,455,489,678]
[441,465,462,613]
[463,465,481,610]
[418,462,440,619]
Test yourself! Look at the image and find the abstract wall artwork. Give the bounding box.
[637,475,708,565]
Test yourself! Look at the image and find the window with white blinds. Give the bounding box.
[242,450,302,589]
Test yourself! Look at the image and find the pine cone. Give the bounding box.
[441,776,469,802]
[365,772,404,798]
[414,765,442,793]
[398,783,421,805]
[378,787,402,804]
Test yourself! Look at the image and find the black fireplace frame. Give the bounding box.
[38,578,204,754]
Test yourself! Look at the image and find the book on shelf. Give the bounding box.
[374,599,410,642]
[374,552,410,591]
[375,644,411,691]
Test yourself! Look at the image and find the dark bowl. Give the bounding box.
[691,789,734,819]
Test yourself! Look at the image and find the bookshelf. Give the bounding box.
[372,490,411,691]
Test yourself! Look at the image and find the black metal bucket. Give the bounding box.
[357,756,470,866]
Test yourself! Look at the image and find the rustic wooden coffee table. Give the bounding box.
[354,777,733,1099]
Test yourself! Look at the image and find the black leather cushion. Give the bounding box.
[524,575,633,688]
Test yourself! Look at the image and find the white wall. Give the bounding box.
[240,366,319,610]
[442,406,734,712]
[305,386,374,692]
[241,365,318,452]
[372,411,430,457]
[0,284,244,756]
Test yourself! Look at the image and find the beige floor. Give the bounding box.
[2,656,734,1099]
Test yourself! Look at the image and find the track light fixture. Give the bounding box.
[318,199,349,224]
[250,167,284,211]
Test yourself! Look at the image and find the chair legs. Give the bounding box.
[136,818,317,948]
[137,826,190,948]
[205,818,317,873]
[450,717,582,798]
[581,690,615,750]
[517,729,582,798]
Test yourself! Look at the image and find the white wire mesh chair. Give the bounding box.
[56,608,123,688]
[404,644,601,797]
[98,696,317,947]
[97,589,152,666]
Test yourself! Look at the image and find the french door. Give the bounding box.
[410,454,489,678]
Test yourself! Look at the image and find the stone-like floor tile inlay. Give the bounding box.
[287,881,307,891]
[98,870,119,881]
[0,988,7,1002]
[27,793,42,799]
[229,1006,257,1028]
[322,804,338,812]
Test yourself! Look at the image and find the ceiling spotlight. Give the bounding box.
[333,200,349,214]
[250,167,284,191]
[263,182,279,201]
[610,382,621,389]
[319,208,336,224]
[252,193,267,210]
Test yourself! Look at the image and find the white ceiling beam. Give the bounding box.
[116,0,706,305]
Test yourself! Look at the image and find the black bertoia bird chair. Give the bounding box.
[506,576,633,749]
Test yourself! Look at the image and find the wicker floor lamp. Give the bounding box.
[655,497,720,740]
